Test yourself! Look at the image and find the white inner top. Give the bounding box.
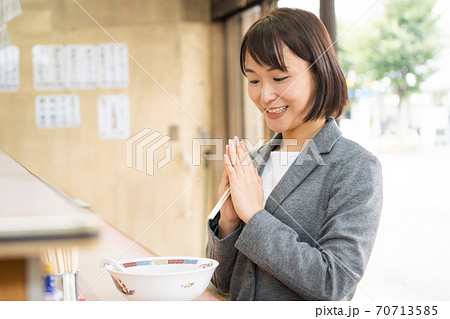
[260,151,301,207]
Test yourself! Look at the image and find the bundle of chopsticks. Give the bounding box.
[41,247,78,274]
[41,247,79,301]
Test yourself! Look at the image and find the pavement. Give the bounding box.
[353,146,450,301]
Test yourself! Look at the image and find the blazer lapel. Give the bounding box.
[251,132,283,176]
[258,118,342,213]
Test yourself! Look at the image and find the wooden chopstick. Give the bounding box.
[207,187,231,220]
[41,247,79,274]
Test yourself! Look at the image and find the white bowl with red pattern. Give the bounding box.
[100,256,219,301]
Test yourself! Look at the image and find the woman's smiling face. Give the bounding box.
[245,47,317,134]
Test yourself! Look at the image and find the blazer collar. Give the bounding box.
[251,117,342,213]
[253,117,342,171]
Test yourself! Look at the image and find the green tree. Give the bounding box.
[338,0,442,142]
[362,0,441,106]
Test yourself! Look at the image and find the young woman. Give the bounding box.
[206,8,383,301]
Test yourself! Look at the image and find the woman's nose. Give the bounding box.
[260,84,278,105]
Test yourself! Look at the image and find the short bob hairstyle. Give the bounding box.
[240,8,348,122]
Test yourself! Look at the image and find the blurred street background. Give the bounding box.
[279,0,450,300]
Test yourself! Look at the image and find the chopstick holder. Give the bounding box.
[207,187,231,220]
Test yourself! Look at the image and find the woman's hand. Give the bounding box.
[217,144,241,239]
[224,137,263,223]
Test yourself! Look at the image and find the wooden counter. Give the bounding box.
[78,219,224,301]
[0,149,222,301]
[0,149,100,300]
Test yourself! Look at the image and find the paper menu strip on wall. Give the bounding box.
[65,44,97,90]
[0,45,19,91]
[0,24,10,49]
[97,94,130,139]
[98,43,129,89]
[32,43,130,90]
[32,45,65,90]
[35,95,81,128]
[0,0,22,26]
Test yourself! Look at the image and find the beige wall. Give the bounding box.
[0,0,213,257]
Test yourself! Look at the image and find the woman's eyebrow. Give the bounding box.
[267,66,288,72]
[245,67,287,73]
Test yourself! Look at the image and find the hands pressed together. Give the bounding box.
[217,136,263,239]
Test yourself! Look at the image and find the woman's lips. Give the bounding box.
[265,106,288,119]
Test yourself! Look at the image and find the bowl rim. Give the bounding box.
[106,256,219,277]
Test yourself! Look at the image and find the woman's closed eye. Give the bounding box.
[248,76,288,84]
[273,76,289,82]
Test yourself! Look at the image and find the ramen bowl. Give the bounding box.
[101,256,219,301]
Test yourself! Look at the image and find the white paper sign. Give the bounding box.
[35,95,81,128]
[0,24,10,49]
[98,43,129,88]
[97,94,130,139]
[32,45,65,90]
[65,44,97,90]
[0,44,19,91]
[32,43,130,90]
[0,0,22,25]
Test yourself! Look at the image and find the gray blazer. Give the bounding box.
[206,118,383,301]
